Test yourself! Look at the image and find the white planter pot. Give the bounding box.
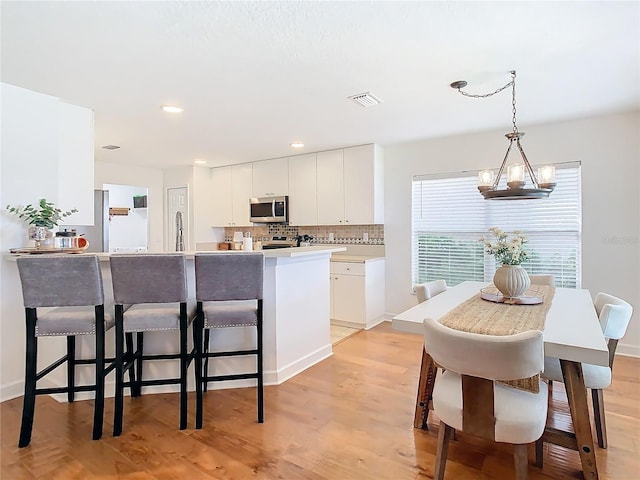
[493,265,530,299]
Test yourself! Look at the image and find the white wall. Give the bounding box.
[1,83,95,400]
[384,110,640,356]
[95,161,164,252]
[103,183,148,252]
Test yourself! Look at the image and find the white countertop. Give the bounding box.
[330,254,385,263]
[5,245,346,261]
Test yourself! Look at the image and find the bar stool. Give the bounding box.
[109,253,193,435]
[16,254,114,447]
[193,252,264,429]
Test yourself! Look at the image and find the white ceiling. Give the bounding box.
[2,1,639,170]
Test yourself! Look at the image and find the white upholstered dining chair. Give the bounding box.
[528,274,555,287]
[416,279,448,303]
[541,292,632,449]
[423,317,547,480]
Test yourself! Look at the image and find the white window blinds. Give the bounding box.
[412,164,581,288]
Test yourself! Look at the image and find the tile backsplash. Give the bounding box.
[224,224,384,245]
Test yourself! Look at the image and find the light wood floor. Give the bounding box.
[2,322,639,479]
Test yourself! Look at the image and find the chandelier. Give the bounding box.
[450,70,556,200]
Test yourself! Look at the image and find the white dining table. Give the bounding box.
[393,281,609,480]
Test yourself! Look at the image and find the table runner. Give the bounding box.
[438,284,555,393]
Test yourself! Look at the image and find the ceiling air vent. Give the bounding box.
[348,92,382,108]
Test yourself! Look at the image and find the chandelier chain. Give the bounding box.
[455,70,519,132]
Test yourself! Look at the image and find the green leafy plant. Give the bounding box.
[6,198,78,229]
[480,227,529,265]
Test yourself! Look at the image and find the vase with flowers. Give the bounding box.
[6,199,78,249]
[480,227,530,299]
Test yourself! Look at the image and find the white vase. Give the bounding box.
[493,265,530,299]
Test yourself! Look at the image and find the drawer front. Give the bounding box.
[330,261,365,276]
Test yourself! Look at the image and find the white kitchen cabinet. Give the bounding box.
[316,149,344,225]
[210,163,253,227]
[252,157,289,197]
[316,144,383,226]
[330,259,385,329]
[288,153,317,225]
[343,144,384,225]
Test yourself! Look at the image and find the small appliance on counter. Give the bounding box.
[295,234,314,247]
[261,236,297,250]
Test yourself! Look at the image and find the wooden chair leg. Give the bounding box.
[113,306,125,437]
[134,332,144,397]
[178,304,188,430]
[434,421,453,480]
[194,309,204,429]
[19,309,38,448]
[534,438,544,468]
[92,305,106,440]
[513,444,529,480]
[592,388,608,448]
[257,303,264,423]
[203,329,210,393]
[67,336,76,403]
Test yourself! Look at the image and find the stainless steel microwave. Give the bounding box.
[250,195,288,223]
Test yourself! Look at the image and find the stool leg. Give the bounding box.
[194,305,204,429]
[19,309,38,448]
[257,301,264,423]
[203,329,210,393]
[178,303,188,430]
[134,332,144,397]
[125,332,137,396]
[67,336,76,403]
[592,388,608,448]
[93,305,106,440]
[113,305,125,437]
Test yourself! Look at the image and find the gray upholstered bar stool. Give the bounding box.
[193,252,264,429]
[109,253,194,435]
[16,254,114,447]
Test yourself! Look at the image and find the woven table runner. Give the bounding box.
[439,284,555,393]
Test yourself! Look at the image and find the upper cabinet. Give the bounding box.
[343,144,384,225]
[288,153,318,226]
[316,144,384,225]
[252,157,289,197]
[316,149,345,225]
[211,163,253,227]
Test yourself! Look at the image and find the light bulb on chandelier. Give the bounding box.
[450,70,556,200]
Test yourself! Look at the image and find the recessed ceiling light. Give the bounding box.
[290,142,304,148]
[194,159,207,165]
[102,145,120,150]
[162,105,184,113]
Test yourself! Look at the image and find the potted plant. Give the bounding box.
[6,198,78,248]
[480,227,530,298]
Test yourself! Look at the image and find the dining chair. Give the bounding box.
[109,253,195,435]
[15,254,114,447]
[528,274,555,287]
[416,279,448,303]
[193,252,264,429]
[423,317,547,480]
[541,292,632,449]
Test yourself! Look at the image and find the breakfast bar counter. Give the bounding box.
[5,245,346,399]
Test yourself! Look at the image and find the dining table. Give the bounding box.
[392,281,609,480]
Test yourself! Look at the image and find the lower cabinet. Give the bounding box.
[330,259,385,329]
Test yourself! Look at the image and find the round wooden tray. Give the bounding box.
[480,287,543,305]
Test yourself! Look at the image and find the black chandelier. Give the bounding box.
[450,70,556,200]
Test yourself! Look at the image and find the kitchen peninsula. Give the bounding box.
[5,245,345,398]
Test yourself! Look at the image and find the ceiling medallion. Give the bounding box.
[450,70,556,200]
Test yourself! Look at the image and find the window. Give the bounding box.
[412,164,581,288]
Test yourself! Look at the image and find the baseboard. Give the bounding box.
[616,343,640,358]
[271,344,333,384]
[1,380,24,403]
